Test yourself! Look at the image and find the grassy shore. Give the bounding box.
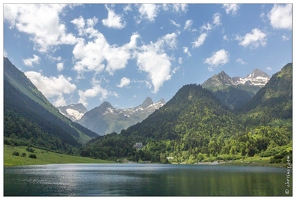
[4,145,114,166]
[171,155,287,167]
[220,156,287,167]
[4,145,288,168]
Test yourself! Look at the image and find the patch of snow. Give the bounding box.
[233,76,269,87]
[66,108,84,121]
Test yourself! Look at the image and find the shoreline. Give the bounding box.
[4,145,288,168]
[4,160,287,168]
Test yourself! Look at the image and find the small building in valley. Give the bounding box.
[133,142,144,150]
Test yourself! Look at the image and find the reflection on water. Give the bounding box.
[4,164,290,196]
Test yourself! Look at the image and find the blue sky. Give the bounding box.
[3,3,292,110]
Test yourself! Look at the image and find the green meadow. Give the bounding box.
[4,145,114,166]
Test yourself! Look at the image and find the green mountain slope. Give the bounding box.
[210,86,258,110]
[239,63,292,126]
[80,63,292,164]
[202,70,269,110]
[80,84,244,160]
[4,57,97,153]
[124,84,242,140]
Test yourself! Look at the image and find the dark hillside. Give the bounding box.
[4,57,97,153]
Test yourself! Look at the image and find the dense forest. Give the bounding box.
[79,63,292,164]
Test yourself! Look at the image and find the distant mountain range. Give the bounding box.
[202,68,270,89]
[62,97,165,135]
[4,57,98,153]
[4,56,291,164]
[59,68,270,134]
[202,69,270,110]
[80,63,292,163]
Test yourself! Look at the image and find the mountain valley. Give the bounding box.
[80,63,292,164]
[76,97,165,135]
[3,57,292,165]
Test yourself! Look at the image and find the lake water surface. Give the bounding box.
[4,163,291,196]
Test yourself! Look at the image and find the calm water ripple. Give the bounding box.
[4,163,291,196]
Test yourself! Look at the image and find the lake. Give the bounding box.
[4,163,291,196]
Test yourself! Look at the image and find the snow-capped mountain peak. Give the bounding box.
[57,103,88,121]
[76,97,165,135]
[202,68,270,88]
[139,97,154,109]
[232,69,270,86]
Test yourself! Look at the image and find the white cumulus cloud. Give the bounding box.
[268,4,292,30]
[204,49,229,71]
[136,50,171,93]
[162,4,187,13]
[183,47,191,57]
[170,20,180,28]
[103,43,132,75]
[117,77,131,88]
[72,16,140,76]
[162,32,178,49]
[78,85,108,106]
[184,19,193,30]
[213,13,222,26]
[200,13,221,32]
[102,5,126,29]
[134,32,178,93]
[4,4,77,52]
[223,4,240,16]
[57,62,64,71]
[24,71,76,106]
[282,34,290,41]
[124,4,132,13]
[72,35,106,74]
[23,54,40,67]
[138,4,159,22]
[71,16,99,37]
[192,33,207,48]
[201,23,213,32]
[236,28,267,49]
[71,16,86,36]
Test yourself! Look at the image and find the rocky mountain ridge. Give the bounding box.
[202,68,270,89]
[201,68,271,110]
[57,103,88,121]
[232,68,270,86]
[76,97,165,135]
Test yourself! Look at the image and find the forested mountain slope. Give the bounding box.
[238,63,292,126]
[80,63,292,164]
[80,84,244,160]
[4,57,97,153]
[202,69,270,110]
